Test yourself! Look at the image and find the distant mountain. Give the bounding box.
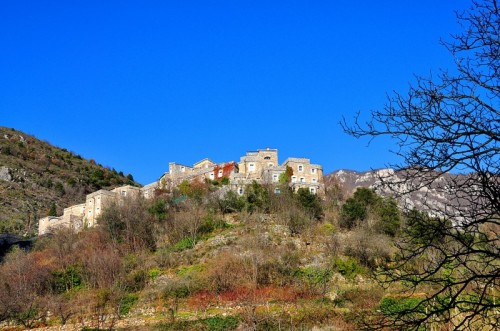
[325,168,467,219]
[0,127,139,236]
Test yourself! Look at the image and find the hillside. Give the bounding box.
[0,127,139,236]
[0,183,389,330]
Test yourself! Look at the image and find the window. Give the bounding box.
[311,168,316,174]
[312,178,317,183]
[218,170,223,176]
[238,188,244,195]
[272,174,278,182]
[181,166,185,172]
[121,191,127,196]
[298,165,303,172]
[264,156,271,160]
[310,187,316,194]
[249,163,255,172]
[209,173,214,179]
[300,177,305,183]
[292,176,297,183]
[274,188,281,194]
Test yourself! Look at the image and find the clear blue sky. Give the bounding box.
[1,1,470,184]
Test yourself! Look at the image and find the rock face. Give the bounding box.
[0,166,11,182]
[326,169,469,220]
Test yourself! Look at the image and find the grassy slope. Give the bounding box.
[111,213,382,330]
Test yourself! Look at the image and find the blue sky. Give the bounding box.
[1,1,470,184]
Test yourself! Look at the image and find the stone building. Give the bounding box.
[231,149,324,195]
[238,148,279,180]
[283,158,323,194]
[159,161,238,191]
[39,185,145,235]
[38,148,324,235]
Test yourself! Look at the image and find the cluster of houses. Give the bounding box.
[38,148,324,235]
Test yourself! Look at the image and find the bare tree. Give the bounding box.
[343,1,499,329]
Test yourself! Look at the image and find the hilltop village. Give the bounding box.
[39,148,324,235]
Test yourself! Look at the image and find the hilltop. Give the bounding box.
[0,127,139,236]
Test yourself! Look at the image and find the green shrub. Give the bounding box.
[331,257,366,279]
[296,266,332,294]
[379,296,423,315]
[148,199,169,221]
[176,264,205,277]
[197,215,230,235]
[124,269,148,291]
[162,279,191,299]
[171,237,195,252]
[52,265,83,293]
[218,190,245,214]
[340,198,366,229]
[375,197,401,236]
[149,268,161,281]
[119,294,139,316]
[244,181,270,213]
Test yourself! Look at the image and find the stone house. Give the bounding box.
[39,185,145,235]
[283,158,323,194]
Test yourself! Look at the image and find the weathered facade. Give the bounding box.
[38,148,324,235]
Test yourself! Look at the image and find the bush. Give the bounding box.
[296,188,323,220]
[378,296,423,315]
[124,269,147,292]
[218,191,245,214]
[244,181,270,213]
[149,268,161,281]
[340,198,366,229]
[162,279,192,299]
[340,188,401,235]
[51,265,83,293]
[344,230,392,268]
[375,197,400,236]
[118,293,138,316]
[197,215,230,235]
[331,257,366,279]
[171,237,195,252]
[148,198,169,221]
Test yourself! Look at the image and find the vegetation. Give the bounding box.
[0,175,409,330]
[340,187,401,236]
[1,159,487,330]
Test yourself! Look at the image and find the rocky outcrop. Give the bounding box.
[326,169,470,220]
[0,166,11,182]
